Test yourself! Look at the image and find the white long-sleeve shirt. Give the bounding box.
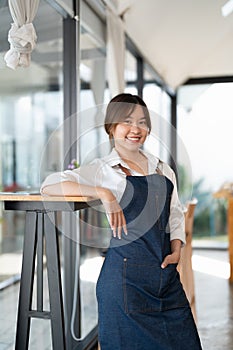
[41,148,185,244]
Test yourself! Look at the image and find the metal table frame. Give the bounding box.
[1,195,99,350]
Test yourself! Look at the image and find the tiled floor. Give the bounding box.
[193,249,233,350]
[0,249,233,350]
[0,270,52,350]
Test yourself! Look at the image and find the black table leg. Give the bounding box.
[15,210,66,350]
[15,211,37,350]
[44,211,66,350]
[2,198,99,350]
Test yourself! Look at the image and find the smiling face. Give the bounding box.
[112,105,149,152]
[104,93,152,152]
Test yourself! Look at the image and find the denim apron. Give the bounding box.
[96,170,202,350]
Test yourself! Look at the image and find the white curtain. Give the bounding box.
[91,58,106,107]
[106,7,125,97]
[4,0,40,70]
[90,58,106,158]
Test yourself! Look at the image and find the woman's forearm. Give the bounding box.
[41,181,127,238]
[41,181,109,199]
[171,239,182,255]
[161,239,182,268]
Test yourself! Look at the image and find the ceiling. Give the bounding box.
[1,0,233,93]
[118,0,233,89]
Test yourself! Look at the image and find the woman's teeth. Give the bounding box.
[127,137,140,141]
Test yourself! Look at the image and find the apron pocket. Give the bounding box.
[159,263,178,296]
[159,263,189,309]
[123,260,162,314]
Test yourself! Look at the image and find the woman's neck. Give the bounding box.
[115,146,148,175]
[114,144,141,160]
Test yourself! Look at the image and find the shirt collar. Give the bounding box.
[102,147,159,173]
[102,148,124,167]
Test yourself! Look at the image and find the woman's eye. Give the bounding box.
[122,119,147,128]
[139,121,147,128]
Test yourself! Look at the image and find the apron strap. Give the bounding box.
[156,161,164,176]
[119,162,164,176]
[119,164,132,176]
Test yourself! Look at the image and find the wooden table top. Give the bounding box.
[0,193,98,203]
[213,189,233,199]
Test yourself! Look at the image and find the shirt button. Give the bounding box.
[123,258,127,262]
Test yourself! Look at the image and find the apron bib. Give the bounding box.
[96,172,202,350]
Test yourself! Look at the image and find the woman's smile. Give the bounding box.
[126,135,142,143]
[112,105,149,151]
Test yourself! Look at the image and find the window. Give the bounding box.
[0,0,63,287]
[143,83,171,163]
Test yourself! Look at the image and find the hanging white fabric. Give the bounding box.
[91,58,106,107]
[4,0,40,70]
[106,7,125,97]
[90,58,106,157]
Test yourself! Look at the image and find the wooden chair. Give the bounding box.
[177,198,198,323]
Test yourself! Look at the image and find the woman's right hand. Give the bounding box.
[41,182,127,239]
[99,188,127,239]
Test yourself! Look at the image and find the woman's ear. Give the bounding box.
[109,124,116,140]
[109,134,115,148]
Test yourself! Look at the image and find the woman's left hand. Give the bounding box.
[161,239,182,269]
[161,251,180,269]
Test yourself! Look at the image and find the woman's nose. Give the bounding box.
[130,123,140,132]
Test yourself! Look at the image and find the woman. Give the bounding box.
[41,93,202,349]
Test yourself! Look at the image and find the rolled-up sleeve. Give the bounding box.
[40,159,125,202]
[162,164,186,245]
[40,161,104,194]
[169,179,185,244]
[40,171,78,193]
